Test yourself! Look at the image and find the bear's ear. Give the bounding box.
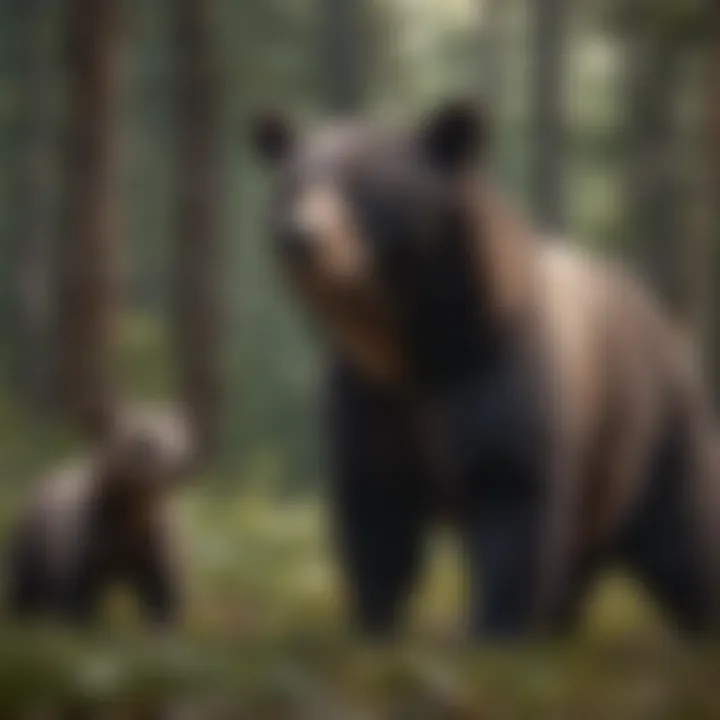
[250,110,295,165]
[417,99,487,174]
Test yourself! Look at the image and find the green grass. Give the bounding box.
[1,491,719,718]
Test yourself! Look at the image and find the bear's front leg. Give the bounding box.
[445,365,569,639]
[334,487,424,637]
[464,493,590,639]
[328,364,427,638]
[463,499,539,638]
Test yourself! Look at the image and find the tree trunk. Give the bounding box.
[319,0,367,113]
[54,0,122,433]
[530,0,566,231]
[625,34,684,315]
[7,0,55,410]
[172,0,223,460]
[682,51,714,367]
[479,0,506,175]
[707,6,720,402]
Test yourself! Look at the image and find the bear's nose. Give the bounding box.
[276,225,317,263]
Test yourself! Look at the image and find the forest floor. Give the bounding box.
[1,337,720,720]
[0,493,720,719]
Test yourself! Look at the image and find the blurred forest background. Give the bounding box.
[1,0,720,717]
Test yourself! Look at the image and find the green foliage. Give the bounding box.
[0,392,76,490]
[604,0,714,47]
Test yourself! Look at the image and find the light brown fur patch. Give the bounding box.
[291,184,370,284]
[285,183,407,385]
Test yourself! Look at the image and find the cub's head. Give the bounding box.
[252,100,495,389]
[99,404,197,504]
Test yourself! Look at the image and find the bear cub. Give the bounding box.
[5,404,195,625]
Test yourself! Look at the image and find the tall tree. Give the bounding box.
[530,0,567,231]
[683,54,713,359]
[172,0,224,460]
[478,0,508,176]
[625,32,684,312]
[619,0,710,317]
[319,0,367,113]
[7,0,56,409]
[54,0,123,432]
[706,2,720,399]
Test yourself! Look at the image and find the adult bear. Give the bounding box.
[252,100,720,638]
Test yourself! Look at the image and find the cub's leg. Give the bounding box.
[131,537,180,626]
[6,529,46,618]
[58,554,105,624]
[329,366,427,637]
[7,520,102,623]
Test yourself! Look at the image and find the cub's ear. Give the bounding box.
[250,110,295,165]
[418,98,487,174]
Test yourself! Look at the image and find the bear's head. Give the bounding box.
[253,100,529,391]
